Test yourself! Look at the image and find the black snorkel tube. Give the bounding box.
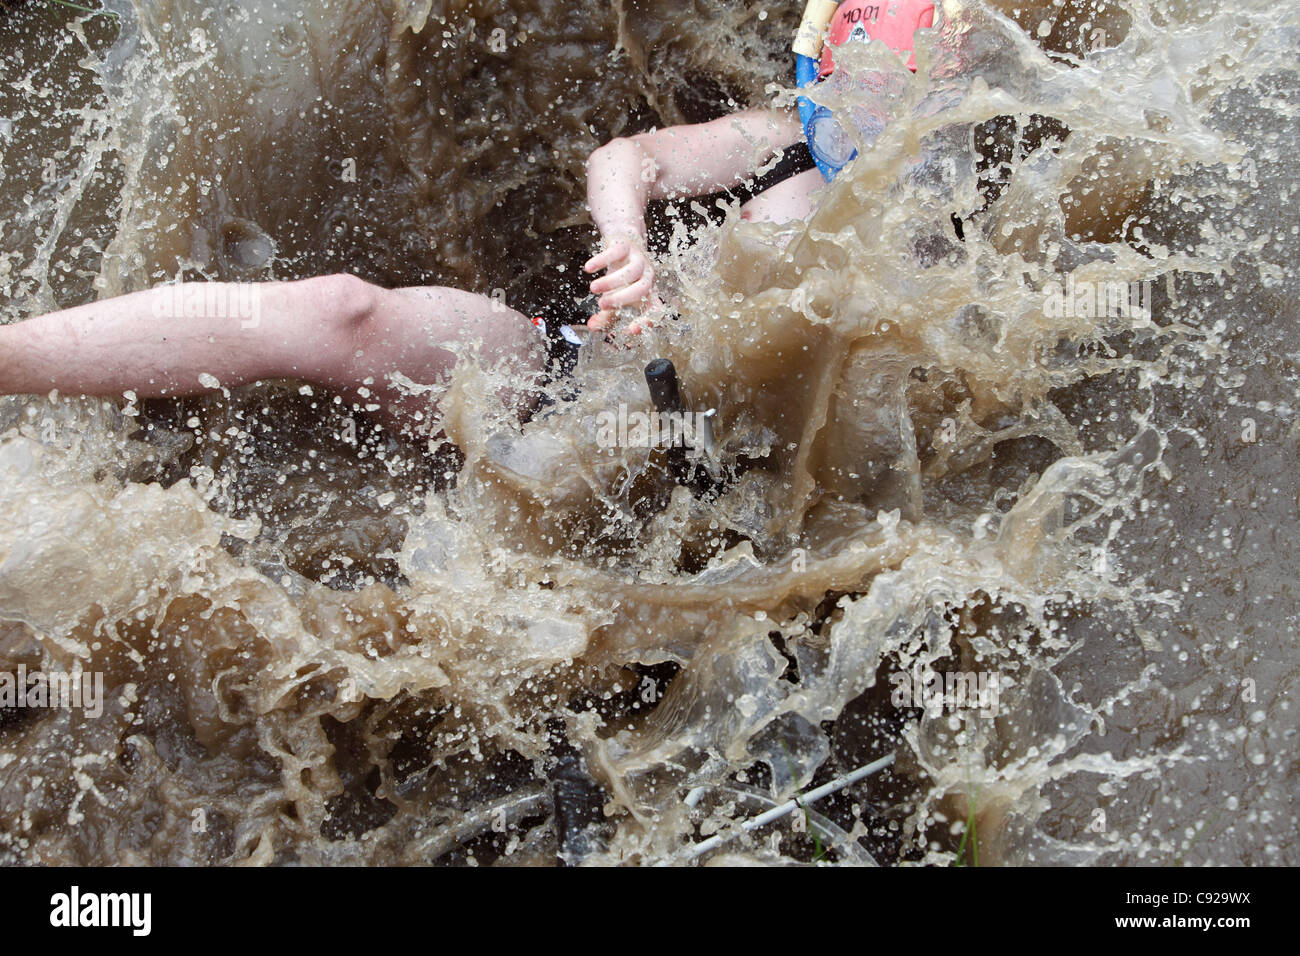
[644,358,722,498]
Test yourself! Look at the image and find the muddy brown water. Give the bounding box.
[0,0,1295,865]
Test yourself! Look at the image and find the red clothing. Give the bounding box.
[819,0,936,76]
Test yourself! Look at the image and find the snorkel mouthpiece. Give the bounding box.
[807,107,857,172]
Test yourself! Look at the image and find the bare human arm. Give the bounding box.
[0,275,544,435]
[583,108,805,334]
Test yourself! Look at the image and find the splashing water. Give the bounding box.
[0,0,1295,865]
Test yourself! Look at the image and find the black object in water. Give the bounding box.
[644,358,722,499]
[545,722,610,866]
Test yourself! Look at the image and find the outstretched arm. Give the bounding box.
[584,108,804,334]
[0,276,374,400]
[0,275,544,435]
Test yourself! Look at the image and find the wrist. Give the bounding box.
[599,221,648,247]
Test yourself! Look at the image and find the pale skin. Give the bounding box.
[584,107,824,334]
[0,109,818,430]
[0,274,544,436]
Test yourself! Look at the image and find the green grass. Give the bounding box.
[779,742,827,863]
[953,735,980,866]
[953,790,979,866]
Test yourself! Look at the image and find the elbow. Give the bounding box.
[587,136,654,185]
[323,273,376,325]
[587,135,630,168]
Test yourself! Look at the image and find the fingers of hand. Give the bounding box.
[583,241,630,274]
[624,309,663,335]
[599,271,655,310]
[588,256,646,295]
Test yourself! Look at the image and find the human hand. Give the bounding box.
[583,237,663,335]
